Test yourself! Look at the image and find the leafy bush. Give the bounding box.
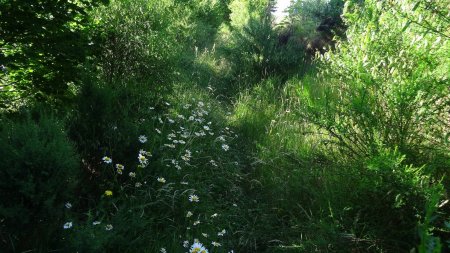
[93,0,183,87]
[299,0,449,162]
[342,148,441,251]
[216,0,307,88]
[0,110,79,252]
[0,0,108,104]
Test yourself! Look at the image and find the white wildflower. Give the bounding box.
[63,222,72,229]
[138,135,147,143]
[189,195,199,202]
[102,156,112,164]
[138,154,148,164]
[190,242,208,253]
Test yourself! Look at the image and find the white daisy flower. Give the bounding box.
[65,202,72,209]
[211,213,218,218]
[102,156,112,164]
[190,242,208,253]
[186,211,193,217]
[92,221,101,225]
[221,144,229,151]
[183,240,190,248]
[138,154,148,164]
[189,194,199,202]
[157,177,166,183]
[160,248,167,253]
[105,224,113,231]
[63,222,72,229]
[193,220,200,226]
[138,135,147,143]
[129,172,136,178]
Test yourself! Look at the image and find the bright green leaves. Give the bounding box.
[313,0,450,159]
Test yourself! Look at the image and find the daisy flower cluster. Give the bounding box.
[64,99,238,252]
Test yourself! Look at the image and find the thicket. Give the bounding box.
[0,109,79,252]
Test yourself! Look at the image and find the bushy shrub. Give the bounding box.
[345,148,441,251]
[299,0,449,162]
[93,0,182,86]
[216,0,307,87]
[0,0,108,104]
[0,110,79,252]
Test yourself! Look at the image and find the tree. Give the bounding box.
[0,0,108,106]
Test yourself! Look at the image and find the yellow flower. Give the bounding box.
[105,190,113,197]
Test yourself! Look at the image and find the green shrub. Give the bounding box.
[0,110,79,252]
[216,0,307,88]
[299,0,449,162]
[93,0,183,87]
[347,148,439,251]
[0,0,108,104]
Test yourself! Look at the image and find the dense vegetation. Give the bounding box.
[0,0,449,252]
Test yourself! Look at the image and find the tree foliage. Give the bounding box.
[0,0,108,105]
